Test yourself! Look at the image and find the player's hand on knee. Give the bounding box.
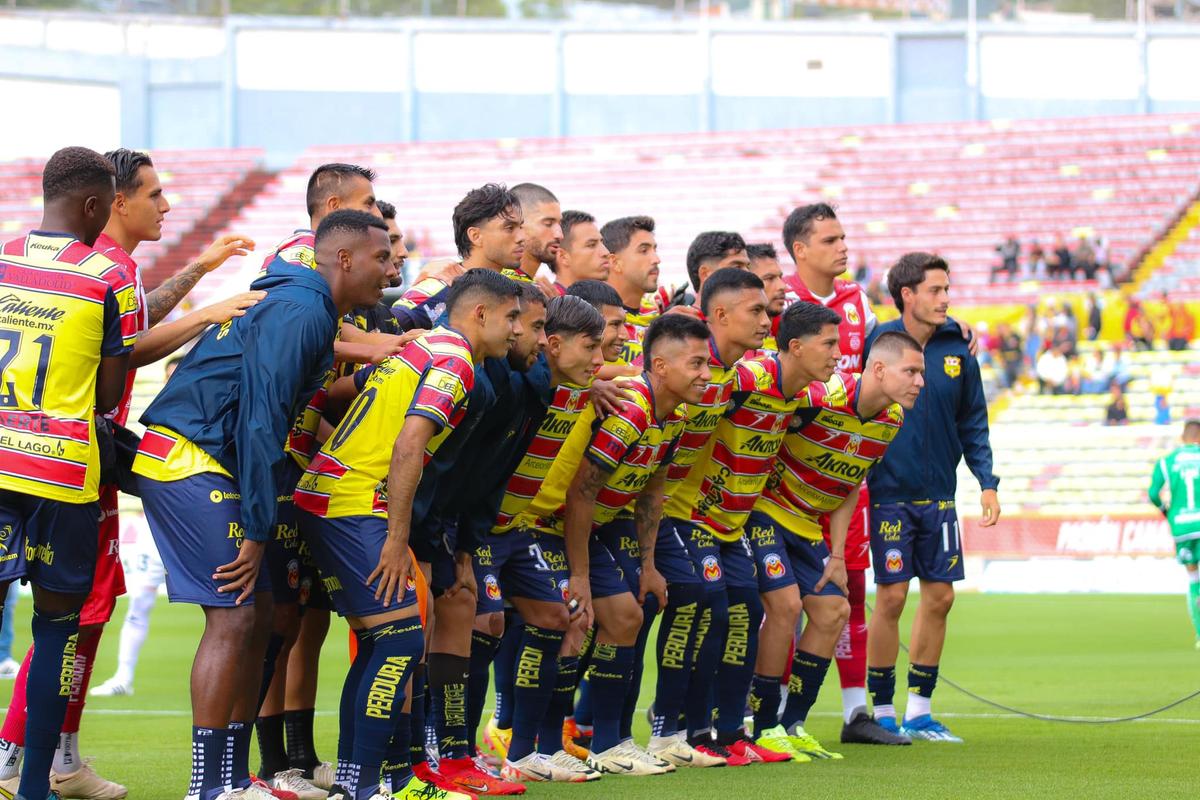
[445,551,477,599]
[815,555,848,595]
[367,537,412,607]
[214,539,266,605]
[637,566,668,613]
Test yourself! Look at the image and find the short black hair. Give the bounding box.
[445,268,521,317]
[314,208,388,246]
[601,215,655,255]
[518,281,547,309]
[782,203,838,262]
[452,183,520,259]
[377,200,397,221]
[561,209,596,251]
[42,146,116,204]
[511,183,558,214]
[1184,419,1200,439]
[888,252,950,312]
[104,148,154,195]
[686,231,747,291]
[643,313,710,364]
[777,300,842,352]
[867,330,924,363]
[545,295,604,339]
[700,267,764,317]
[306,163,377,218]
[747,243,777,262]
[566,279,623,312]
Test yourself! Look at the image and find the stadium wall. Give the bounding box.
[3,13,1200,163]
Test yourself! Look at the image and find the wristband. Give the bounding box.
[830,555,845,560]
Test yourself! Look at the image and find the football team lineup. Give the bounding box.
[0,149,1193,800]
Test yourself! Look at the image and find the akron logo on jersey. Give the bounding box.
[484,574,502,600]
[843,303,861,326]
[884,548,904,573]
[701,555,722,582]
[763,553,786,578]
[943,355,962,378]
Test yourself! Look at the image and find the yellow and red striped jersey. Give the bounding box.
[756,372,903,539]
[91,233,149,426]
[132,424,232,482]
[294,327,475,519]
[662,338,745,521]
[285,368,336,470]
[0,253,129,502]
[684,354,802,542]
[620,293,662,366]
[523,374,683,536]
[260,229,315,274]
[491,382,591,534]
[501,268,535,284]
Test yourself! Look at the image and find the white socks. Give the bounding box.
[905,694,932,722]
[0,739,21,780]
[841,687,868,723]
[52,731,81,775]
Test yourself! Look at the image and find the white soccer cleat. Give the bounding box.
[0,660,20,680]
[238,780,280,800]
[501,752,587,783]
[647,733,726,768]
[89,677,134,698]
[547,750,601,781]
[586,742,672,776]
[50,761,129,799]
[270,769,326,800]
[619,740,675,772]
[308,762,335,791]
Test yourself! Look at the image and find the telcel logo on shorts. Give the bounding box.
[210,490,240,503]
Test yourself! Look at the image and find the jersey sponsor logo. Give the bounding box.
[842,303,861,326]
[885,406,903,425]
[209,490,240,503]
[0,293,66,324]
[803,450,866,480]
[836,353,862,371]
[763,553,786,578]
[701,554,722,582]
[884,548,903,573]
[943,355,961,378]
[484,574,502,601]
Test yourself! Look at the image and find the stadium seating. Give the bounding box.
[196,114,1200,306]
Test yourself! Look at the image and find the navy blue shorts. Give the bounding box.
[745,511,844,598]
[294,510,418,618]
[266,460,306,605]
[138,472,272,607]
[680,522,757,592]
[0,491,99,596]
[870,500,964,584]
[591,522,636,598]
[411,519,457,600]
[293,506,332,613]
[473,528,569,615]
[656,518,701,586]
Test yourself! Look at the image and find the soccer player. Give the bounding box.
[747,331,927,761]
[132,209,396,800]
[0,146,132,800]
[865,252,1000,743]
[602,216,662,363]
[453,184,527,274]
[672,300,842,762]
[673,231,750,310]
[745,244,791,348]
[565,281,631,370]
[549,211,610,293]
[294,269,522,800]
[508,183,562,285]
[1150,420,1200,643]
[379,200,409,279]
[644,268,773,768]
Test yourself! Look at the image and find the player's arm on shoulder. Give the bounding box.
[130,291,266,369]
[634,466,669,610]
[96,286,133,413]
[144,234,254,326]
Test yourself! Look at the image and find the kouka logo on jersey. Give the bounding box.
[0,294,66,322]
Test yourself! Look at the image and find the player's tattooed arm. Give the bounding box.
[634,466,669,611]
[145,235,254,326]
[564,459,609,619]
[371,416,437,607]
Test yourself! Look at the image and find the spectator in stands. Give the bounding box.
[1079,350,1113,394]
[1110,343,1133,390]
[1027,239,1045,280]
[994,323,1024,389]
[1049,234,1072,279]
[1036,342,1069,394]
[992,235,1019,283]
[1125,299,1155,350]
[1073,236,1097,281]
[1023,304,1042,367]
[1166,298,1194,351]
[1105,383,1129,426]
[1084,292,1103,340]
[1049,304,1077,358]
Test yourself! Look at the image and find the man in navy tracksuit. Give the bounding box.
[863,252,1000,744]
[133,210,395,800]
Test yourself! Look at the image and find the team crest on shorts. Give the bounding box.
[763,553,786,579]
[884,548,903,573]
[701,555,722,582]
[406,576,416,592]
[298,577,312,605]
[287,559,300,590]
[943,355,962,378]
[484,574,502,601]
[558,579,570,601]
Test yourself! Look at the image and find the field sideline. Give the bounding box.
[8,594,1196,800]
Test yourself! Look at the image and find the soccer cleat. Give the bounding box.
[305,763,335,791]
[618,741,675,773]
[841,712,911,745]
[0,775,20,798]
[875,716,903,735]
[437,757,525,796]
[899,715,963,743]
[753,725,812,763]
[0,660,20,680]
[412,763,477,799]
[783,726,842,759]
[88,678,132,698]
[392,775,480,800]
[501,752,582,783]
[691,739,750,767]
[585,743,671,776]
[241,779,290,800]
[50,761,129,799]
[269,769,327,800]
[559,722,588,760]
[726,735,793,764]
[647,733,726,768]
[482,721,511,761]
[547,751,601,782]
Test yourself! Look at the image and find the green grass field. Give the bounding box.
[8,593,1199,800]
